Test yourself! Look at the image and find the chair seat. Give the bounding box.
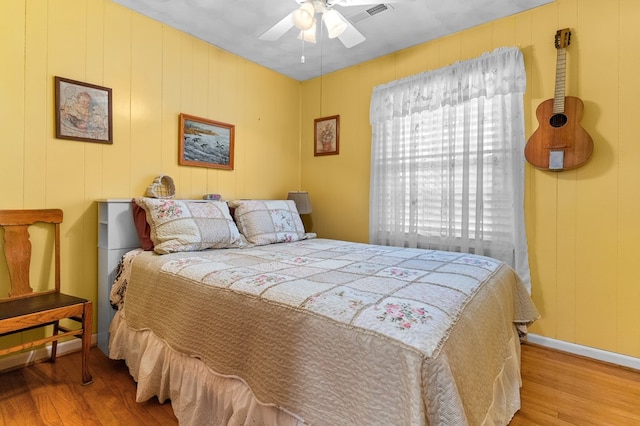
[0,293,88,322]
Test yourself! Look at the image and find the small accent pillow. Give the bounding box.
[134,197,245,254]
[132,199,154,251]
[231,199,309,246]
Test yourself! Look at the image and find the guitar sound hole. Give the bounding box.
[549,113,568,128]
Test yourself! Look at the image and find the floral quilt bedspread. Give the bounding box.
[113,238,539,425]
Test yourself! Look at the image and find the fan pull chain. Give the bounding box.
[319,18,323,116]
[301,38,305,63]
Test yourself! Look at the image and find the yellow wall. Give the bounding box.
[0,0,301,332]
[2,0,639,361]
[301,0,640,358]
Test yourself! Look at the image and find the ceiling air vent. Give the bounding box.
[350,4,394,24]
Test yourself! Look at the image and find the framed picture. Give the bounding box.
[314,115,339,156]
[179,113,235,170]
[55,76,112,144]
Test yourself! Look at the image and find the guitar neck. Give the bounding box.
[553,48,567,113]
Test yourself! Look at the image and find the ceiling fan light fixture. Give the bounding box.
[297,19,317,43]
[322,9,347,38]
[292,2,315,30]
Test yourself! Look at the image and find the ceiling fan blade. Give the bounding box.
[337,18,366,48]
[329,0,414,6]
[259,12,295,41]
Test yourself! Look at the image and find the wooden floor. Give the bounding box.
[512,343,640,425]
[0,348,177,425]
[1,342,639,425]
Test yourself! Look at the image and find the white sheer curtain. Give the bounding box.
[369,47,531,291]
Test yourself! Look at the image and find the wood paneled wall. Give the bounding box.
[2,0,638,361]
[300,0,640,358]
[0,0,301,337]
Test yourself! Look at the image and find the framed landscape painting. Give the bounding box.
[179,113,235,170]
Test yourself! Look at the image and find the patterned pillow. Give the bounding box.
[232,200,307,246]
[134,198,245,254]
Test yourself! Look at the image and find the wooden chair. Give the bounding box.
[0,209,93,385]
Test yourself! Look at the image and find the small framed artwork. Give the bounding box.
[314,115,339,156]
[179,113,235,170]
[55,76,113,144]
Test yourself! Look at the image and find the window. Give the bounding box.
[369,47,531,290]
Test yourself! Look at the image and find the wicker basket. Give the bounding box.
[145,175,175,199]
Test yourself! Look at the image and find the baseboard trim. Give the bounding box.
[526,333,640,371]
[0,334,97,373]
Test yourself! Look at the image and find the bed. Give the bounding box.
[107,197,539,425]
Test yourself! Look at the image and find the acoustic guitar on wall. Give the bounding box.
[525,28,593,171]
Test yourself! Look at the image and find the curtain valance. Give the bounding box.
[370,47,526,121]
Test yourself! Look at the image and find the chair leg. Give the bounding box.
[81,301,94,385]
[51,320,59,363]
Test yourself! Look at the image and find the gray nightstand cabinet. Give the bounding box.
[97,199,139,355]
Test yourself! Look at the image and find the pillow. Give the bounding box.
[132,199,154,251]
[231,199,307,246]
[134,197,245,254]
[131,200,241,252]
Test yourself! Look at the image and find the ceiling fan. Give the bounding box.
[259,0,412,49]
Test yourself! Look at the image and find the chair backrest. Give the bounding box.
[0,209,63,299]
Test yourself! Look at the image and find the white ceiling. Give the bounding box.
[112,0,553,81]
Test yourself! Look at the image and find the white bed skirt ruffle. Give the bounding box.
[109,310,305,426]
[109,309,523,425]
[482,328,523,425]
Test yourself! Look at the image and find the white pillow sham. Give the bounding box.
[134,197,245,254]
[231,199,310,246]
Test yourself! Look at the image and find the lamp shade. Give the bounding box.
[292,2,315,30]
[287,191,312,214]
[298,18,318,43]
[322,9,347,39]
[297,19,317,43]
